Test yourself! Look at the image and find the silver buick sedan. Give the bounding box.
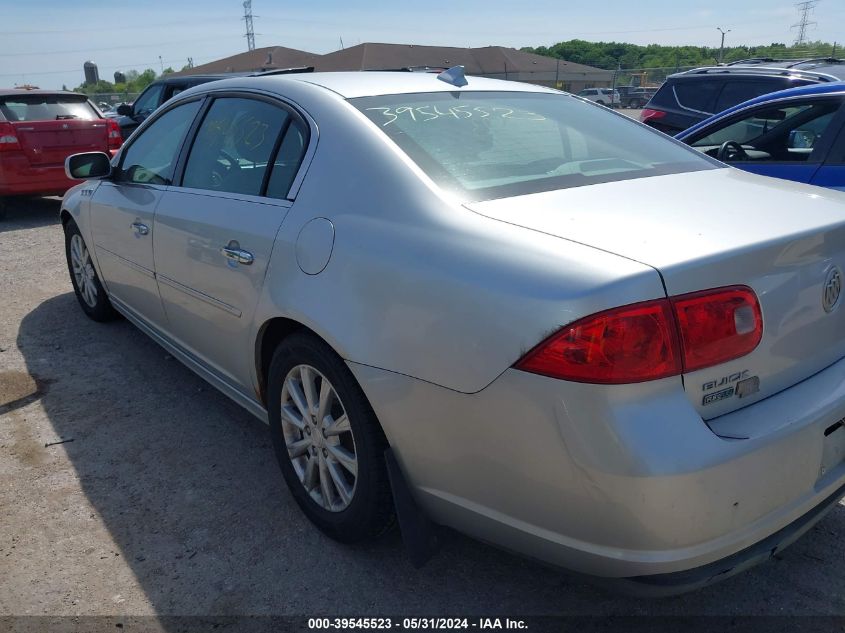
[61,70,845,593]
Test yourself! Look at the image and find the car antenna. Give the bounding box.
[437,65,468,87]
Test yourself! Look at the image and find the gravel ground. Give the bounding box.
[1,196,845,620]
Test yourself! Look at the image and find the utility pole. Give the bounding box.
[158,55,164,74]
[243,0,256,51]
[717,27,731,63]
[611,61,621,103]
[791,0,819,47]
[555,57,560,89]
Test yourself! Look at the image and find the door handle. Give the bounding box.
[220,242,254,265]
[131,221,149,236]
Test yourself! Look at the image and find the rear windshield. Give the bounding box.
[352,91,717,201]
[0,94,98,122]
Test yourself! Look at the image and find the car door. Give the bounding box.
[153,94,310,389]
[810,101,845,192]
[684,97,843,184]
[89,98,203,328]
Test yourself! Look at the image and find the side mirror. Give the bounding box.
[788,129,816,149]
[66,152,112,180]
[116,103,132,116]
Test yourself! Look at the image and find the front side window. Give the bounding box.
[352,91,717,202]
[118,100,201,185]
[182,97,289,196]
[0,94,98,121]
[690,100,841,163]
[132,84,164,117]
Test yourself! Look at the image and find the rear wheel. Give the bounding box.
[630,99,643,109]
[0,197,6,220]
[267,332,394,543]
[64,220,119,322]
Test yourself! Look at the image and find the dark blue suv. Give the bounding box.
[676,81,845,191]
[642,59,845,134]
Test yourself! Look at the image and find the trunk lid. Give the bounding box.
[11,119,107,167]
[467,168,845,421]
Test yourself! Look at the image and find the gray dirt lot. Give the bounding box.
[1,197,845,617]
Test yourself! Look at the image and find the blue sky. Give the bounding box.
[2,0,844,89]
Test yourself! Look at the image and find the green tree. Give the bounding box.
[522,39,840,72]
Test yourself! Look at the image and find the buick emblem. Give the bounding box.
[823,266,842,313]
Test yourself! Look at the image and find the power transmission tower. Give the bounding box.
[242,0,256,51]
[791,0,819,47]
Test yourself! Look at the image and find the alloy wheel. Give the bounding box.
[280,364,358,512]
[70,233,98,308]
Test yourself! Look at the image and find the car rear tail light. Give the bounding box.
[514,286,763,384]
[0,122,21,152]
[106,118,123,150]
[514,299,682,384]
[640,108,666,123]
[671,286,763,373]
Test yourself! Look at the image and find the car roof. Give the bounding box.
[676,80,845,139]
[151,74,245,85]
[668,65,842,83]
[180,71,560,99]
[0,89,88,97]
[726,57,845,75]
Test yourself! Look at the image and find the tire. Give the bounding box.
[267,332,395,543]
[0,197,6,220]
[597,100,607,106]
[64,220,119,322]
[631,99,643,109]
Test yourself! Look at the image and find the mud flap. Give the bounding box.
[385,447,442,568]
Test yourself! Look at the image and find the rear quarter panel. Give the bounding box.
[252,85,666,393]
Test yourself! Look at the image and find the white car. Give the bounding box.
[577,87,621,107]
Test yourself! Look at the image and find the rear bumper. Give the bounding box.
[349,355,845,584]
[619,479,845,595]
[0,157,78,197]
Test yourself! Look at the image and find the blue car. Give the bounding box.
[676,82,845,191]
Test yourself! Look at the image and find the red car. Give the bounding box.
[0,88,122,218]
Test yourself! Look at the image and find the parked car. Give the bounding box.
[576,87,620,107]
[677,81,845,191]
[112,74,234,139]
[0,88,122,219]
[641,60,845,134]
[622,87,659,109]
[114,68,314,139]
[61,70,845,593]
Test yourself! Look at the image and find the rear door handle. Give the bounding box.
[220,241,254,265]
[131,222,149,236]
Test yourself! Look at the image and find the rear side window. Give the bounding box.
[266,119,308,199]
[714,79,790,112]
[352,91,717,202]
[182,97,289,196]
[118,100,201,185]
[0,94,98,121]
[674,80,722,113]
